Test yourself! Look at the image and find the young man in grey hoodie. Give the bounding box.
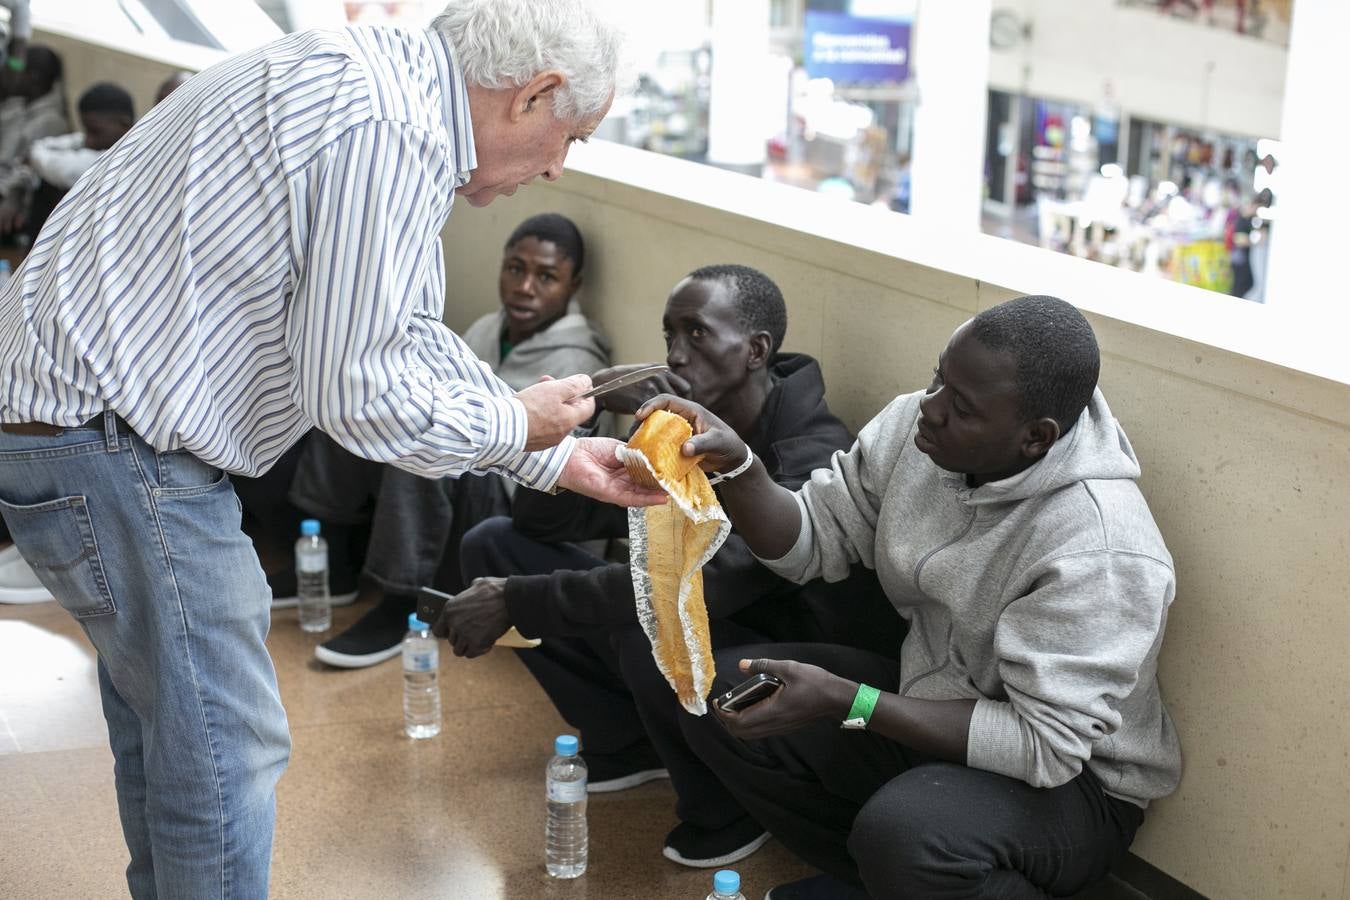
[275,213,612,668]
[639,295,1181,899]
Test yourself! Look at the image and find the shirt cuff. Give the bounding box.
[751,492,813,580]
[472,395,530,469]
[965,697,1027,781]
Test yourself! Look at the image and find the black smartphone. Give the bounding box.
[416,586,453,627]
[716,672,783,712]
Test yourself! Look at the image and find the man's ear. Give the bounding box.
[510,70,565,122]
[746,331,773,371]
[1021,417,1061,461]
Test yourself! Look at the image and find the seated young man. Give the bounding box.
[0,44,67,169]
[0,82,134,242]
[438,264,904,868]
[641,295,1181,899]
[278,213,612,667]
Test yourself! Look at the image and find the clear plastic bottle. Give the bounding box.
[707,869,746,900]
[294,519,331,633]
[0,259,12,292]
[545,734,588,878]
[402,613,441,739]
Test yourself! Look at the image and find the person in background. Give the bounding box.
[0,0,30,69]
[0,2,653,896]
[644,295,1180,899]
[290,212,614,669]
[439,264,905,869]
[155,70,192,105]
[0,44,66,168]
[0,82,134,241]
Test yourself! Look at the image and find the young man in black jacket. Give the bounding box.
[437,264,904,868]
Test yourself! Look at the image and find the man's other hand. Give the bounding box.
[516,374,596,451]
[588,363,691,416]
[635,394,746,473]
[432,577,510,658]
[556,436,667,507]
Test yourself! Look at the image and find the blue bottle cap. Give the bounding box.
[714,870,740,894]
[300,519,320,536]
[0,259,10,272]
[554,734,578,756]
[408,612,429,631]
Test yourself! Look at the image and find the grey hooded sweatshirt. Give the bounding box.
[764,388,1182,807]
[460,299,610,392]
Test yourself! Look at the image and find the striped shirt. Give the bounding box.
[0,26,573,487]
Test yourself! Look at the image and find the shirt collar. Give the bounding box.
[424,29,477,186]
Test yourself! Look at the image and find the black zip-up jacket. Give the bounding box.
[503,353,905,655]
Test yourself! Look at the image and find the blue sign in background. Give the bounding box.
[804,10,911,84]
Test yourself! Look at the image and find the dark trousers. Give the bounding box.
[289,432,510,595]
[460,517,769,830]
[681,642,1146,899]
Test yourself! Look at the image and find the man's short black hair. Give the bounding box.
[969,295,1100,433]
[25,45,62,90]
[78,82,135,120]
[687,264,788,356]
[505,213,585,275]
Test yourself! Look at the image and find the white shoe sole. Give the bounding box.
[313,640,403,669]
[272,590,359,610]
[587,768,669,794]
[662,830,771,868]
[0,585,54,604]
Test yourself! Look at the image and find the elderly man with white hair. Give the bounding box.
[0,2,653,897]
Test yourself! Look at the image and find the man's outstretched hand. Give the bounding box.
[432,577,511,658]
[557,436,667,507]
[516,374,596,451]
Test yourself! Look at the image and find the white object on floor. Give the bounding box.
[0,544,56,604]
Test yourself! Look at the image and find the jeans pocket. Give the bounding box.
[155,449,227,498]
[0,494,116,618]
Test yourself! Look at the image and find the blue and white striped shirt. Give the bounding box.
[0,26,573,486]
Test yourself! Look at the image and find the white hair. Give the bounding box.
[431,0,624,122]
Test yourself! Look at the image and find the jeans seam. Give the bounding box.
[130,441,231,897]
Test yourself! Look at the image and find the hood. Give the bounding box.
[963,388,1141,506]
[499,300,612,363]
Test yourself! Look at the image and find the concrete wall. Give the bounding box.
[439,170,1350,900]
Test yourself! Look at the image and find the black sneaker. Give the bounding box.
[662,816,771,868]
[583,742,669,793]
[763,874,870,900]
[270,565,360,610]
[314,594,416,668]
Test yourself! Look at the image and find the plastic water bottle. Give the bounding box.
[295,519,331,633]
[0,259,11,291]
[402,613,441,739]
[545,734,588,878]
[707,870,746,900]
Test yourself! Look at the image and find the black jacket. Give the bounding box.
[504,353,905,655]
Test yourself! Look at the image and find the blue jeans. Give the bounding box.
[0,413,290,899]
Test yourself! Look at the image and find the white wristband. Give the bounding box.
[707,444,754,486]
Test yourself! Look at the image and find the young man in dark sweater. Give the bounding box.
[437,264,904,868]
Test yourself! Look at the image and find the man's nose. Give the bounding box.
[918,389,942,426]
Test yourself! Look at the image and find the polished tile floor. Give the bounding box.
[1,593,1148,899]
[0,592,819,899]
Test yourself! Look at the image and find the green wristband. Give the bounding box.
[842,683,880,730]
[6,57,25,72]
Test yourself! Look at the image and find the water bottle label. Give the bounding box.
[403,650,436,672]
[547,778,586,803]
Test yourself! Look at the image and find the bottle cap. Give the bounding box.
[714,870,740,894]
[408,612,429,631]
[299,519,320,536]
[554,734,578,756]
[0,259,10,272]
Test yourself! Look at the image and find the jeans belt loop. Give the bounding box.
[104,408,119,453]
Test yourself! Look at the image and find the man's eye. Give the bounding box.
[691,327,707,339]
[540,273,555,283]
